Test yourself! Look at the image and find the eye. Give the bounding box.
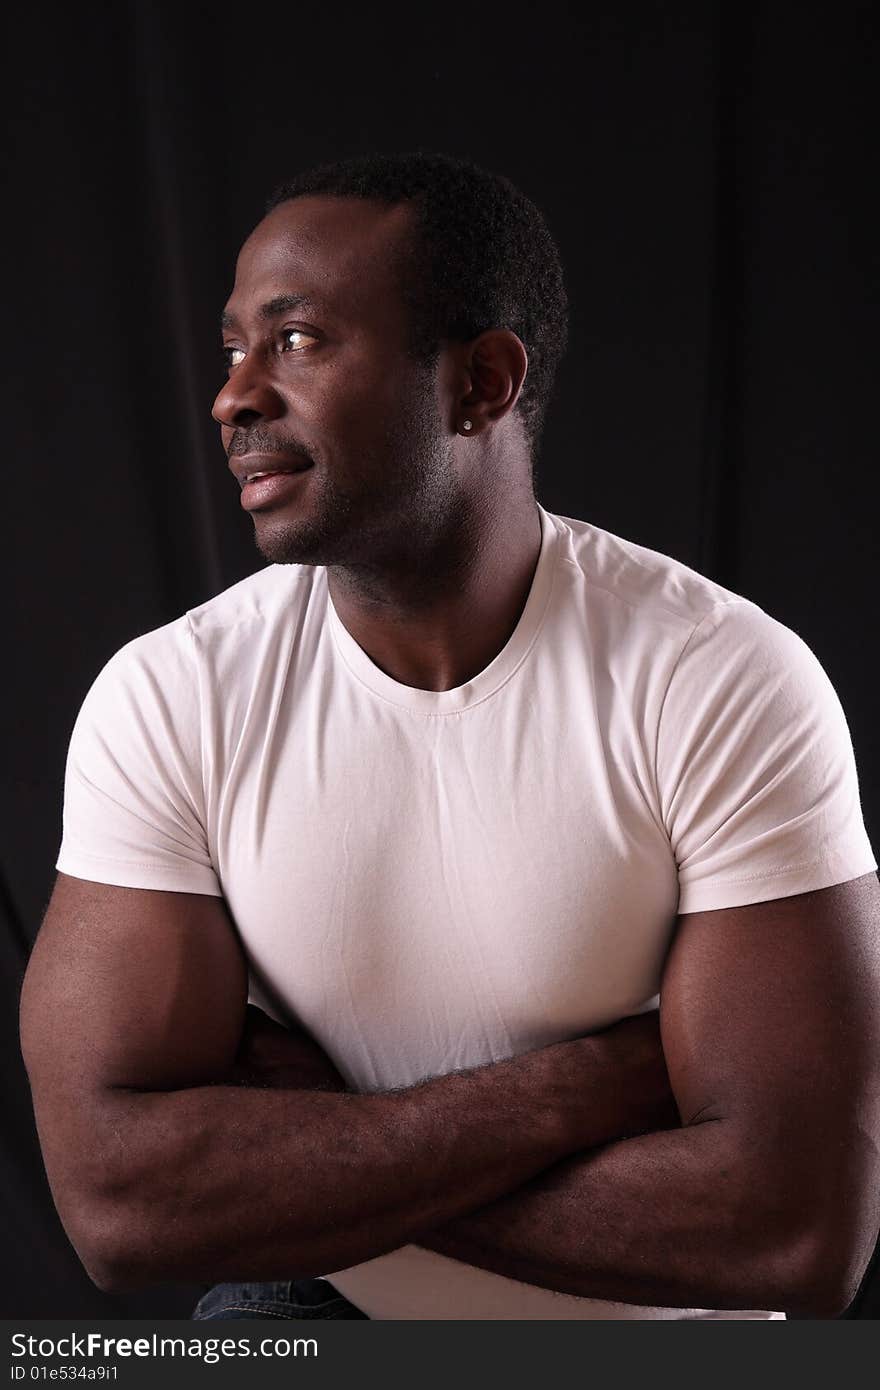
[222,345,245,370]
[220,327,317,373]
[281,328,317,352]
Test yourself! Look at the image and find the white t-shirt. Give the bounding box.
[56,505,876,1319]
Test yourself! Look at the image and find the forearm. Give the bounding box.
[57,1034,637,1290]
[420,1120,844,1316]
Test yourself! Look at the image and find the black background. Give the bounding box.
[3,0,878,1317]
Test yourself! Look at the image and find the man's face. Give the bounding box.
[214,195,460,568]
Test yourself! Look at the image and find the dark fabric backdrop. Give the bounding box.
[4,0,878,1317]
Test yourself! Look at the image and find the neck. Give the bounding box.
[327,492,543,692]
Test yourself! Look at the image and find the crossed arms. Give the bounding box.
[19,869,880,1316]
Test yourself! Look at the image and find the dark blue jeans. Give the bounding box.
[192,1278,368,1320]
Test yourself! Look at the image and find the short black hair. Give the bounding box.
[266,152,569,457]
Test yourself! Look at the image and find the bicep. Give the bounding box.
[659,873,880,1143]
[20,871,248,1098]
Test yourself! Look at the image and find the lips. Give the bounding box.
[229,454,312,489]
[239,467,313,512]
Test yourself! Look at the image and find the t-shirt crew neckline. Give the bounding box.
[326,504,563,715]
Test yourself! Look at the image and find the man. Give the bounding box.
[20,152,880,1321]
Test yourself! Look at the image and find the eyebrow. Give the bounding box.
[220,293,318,331]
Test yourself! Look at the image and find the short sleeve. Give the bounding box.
[656,599,877,914]
[55,616,222,895]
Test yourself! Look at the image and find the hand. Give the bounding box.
[225,1005,348,1093]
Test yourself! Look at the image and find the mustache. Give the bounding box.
[227,428,315,467]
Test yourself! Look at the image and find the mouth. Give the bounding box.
[230,453,313,489]
[237,463,314,512]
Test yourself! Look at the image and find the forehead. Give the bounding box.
[226,195,414,324]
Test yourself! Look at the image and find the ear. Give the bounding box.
[454,330,528,437]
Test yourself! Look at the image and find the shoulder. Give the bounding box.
[185,563,316,641]
[92,564,320,692]
[545,509,824,668]
[543,509,833,710]
[547,509,747,639]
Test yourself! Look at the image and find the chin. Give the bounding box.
[254,529,327,567]
[252,506,357,567]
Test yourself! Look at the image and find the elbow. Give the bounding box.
[759,1188,878,1319]
[79,1224,149,1295]
[783,1262,861,1320]
[780,1227,873,1320]
[77,1215,166,1295]
[81,1247,136,1297]
[721,1122,880,1318]
[58,1188,169,1295]
[37,1120,179,1293]
[89,1264,156,1296]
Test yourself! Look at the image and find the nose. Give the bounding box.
[212,353,285,429]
